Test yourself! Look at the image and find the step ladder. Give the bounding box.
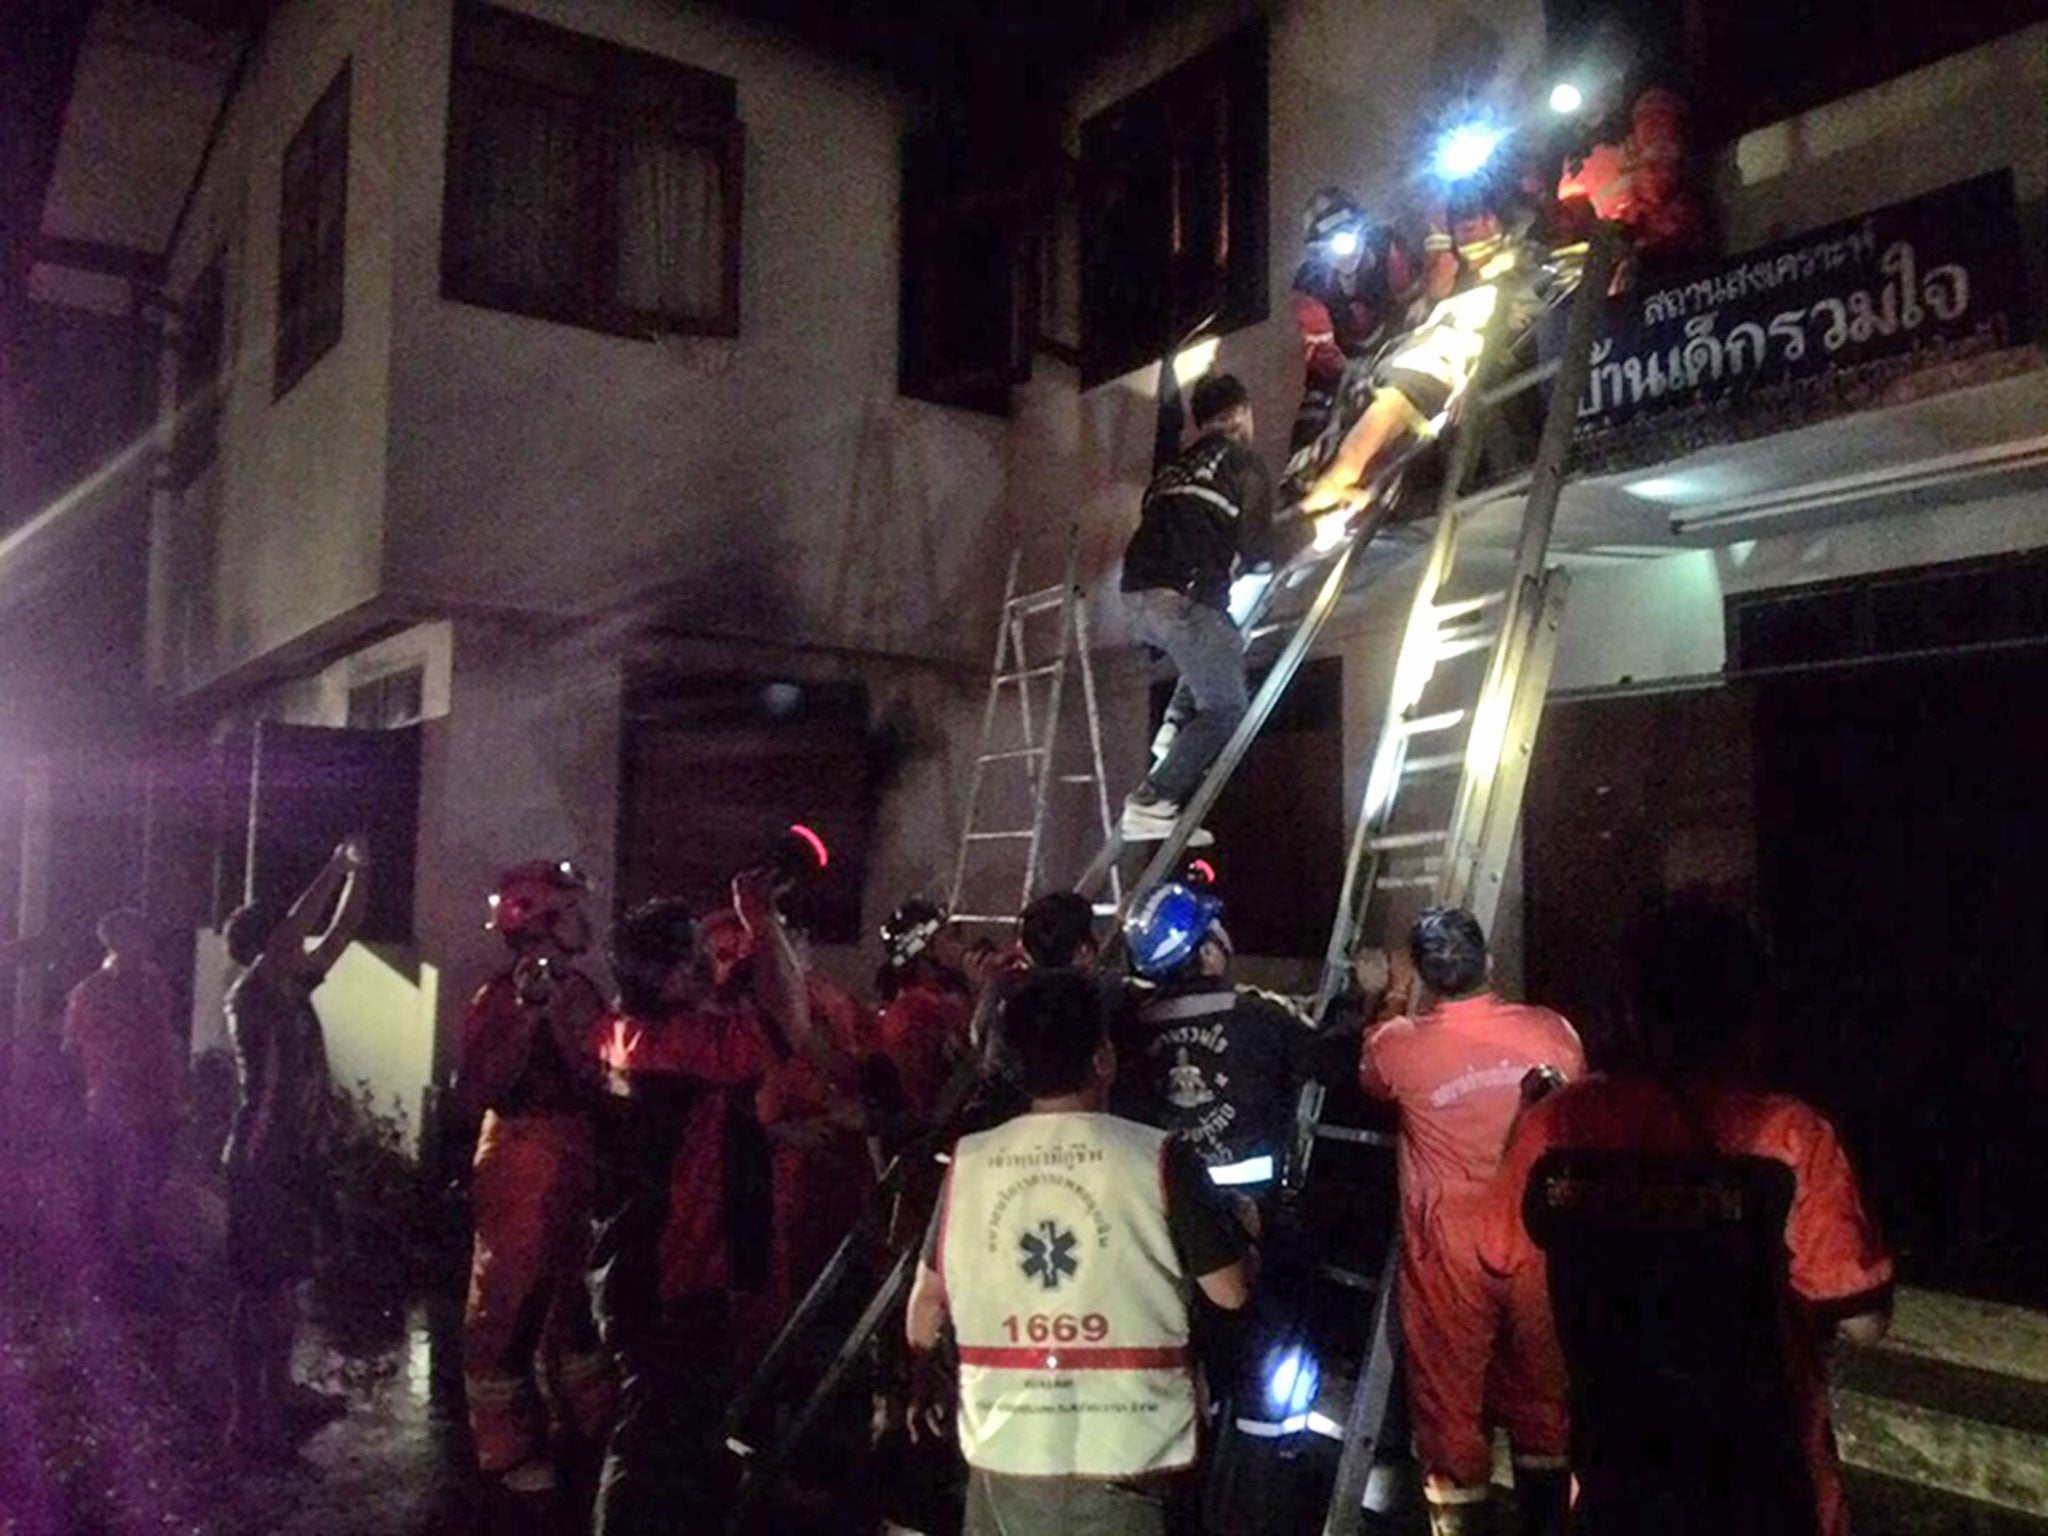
[1282,225,1620,1536]
[947,530,1121,927]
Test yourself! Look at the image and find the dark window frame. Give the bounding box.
[275,62,350,397]
[1078,24,1269,388]
[441,1,743,341]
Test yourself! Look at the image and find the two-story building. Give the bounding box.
[21,0,2048,1282]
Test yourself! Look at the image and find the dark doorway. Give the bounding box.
[617,676,872,944]
[1154,655,1344,960]
[1525,640,2048,1301]
[1752,645,2048,1301]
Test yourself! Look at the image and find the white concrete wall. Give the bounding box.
[377,0,1010,663]
[162,0,401,690]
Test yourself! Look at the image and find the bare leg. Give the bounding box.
[1302,391,1422,511]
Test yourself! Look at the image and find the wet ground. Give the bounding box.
[3,1053,2044,1536]
[0,1054,599,1536]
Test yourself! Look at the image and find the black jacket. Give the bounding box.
[1110,977,1325,1175]
[1121,432,1303,611]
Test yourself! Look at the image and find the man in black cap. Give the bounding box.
[1118,373,1340,844]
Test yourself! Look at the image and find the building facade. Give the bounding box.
[20,0,2048,1187]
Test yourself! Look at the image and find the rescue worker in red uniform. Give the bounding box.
[906,970,1252,1536]
[1290,188,1424,451]
[1362,905,1585,1536]
[62,909,183,1273]
[456,860,613,1494]
[720,906,882,1372]
[875,899,977,1130]
[1295,172,1581,543]
[587,874,843,1536]
[1482,900,1893,1536]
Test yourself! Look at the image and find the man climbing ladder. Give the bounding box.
[1119,373,1347,843]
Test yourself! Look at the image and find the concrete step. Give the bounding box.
[1837,1289,2048,1524]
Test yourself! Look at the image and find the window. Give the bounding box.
[1079,25,1268,387]
[275,63,350,396]
[1727,551,2048,674]
[897,120,1043,415]
[346,666,426,729]
[442,2,742,339]
[174,258,225,485]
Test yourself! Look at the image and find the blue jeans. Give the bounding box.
[1126,587,1248,806]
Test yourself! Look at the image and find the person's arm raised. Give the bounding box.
[734,868,846,1081]
[304,835,372,980]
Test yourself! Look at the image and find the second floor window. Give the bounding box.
[442,3,743,339]
[1079,24,1269,386]
[276,63,350,396]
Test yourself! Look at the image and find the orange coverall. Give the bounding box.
[461,970,614,1474]
[739,976,879,1370]
[1481,1077,1894,1536]
[1361,993,1586,1495]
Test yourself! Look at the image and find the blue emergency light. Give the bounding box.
[1265,1345,1321,1420]
[1327,227,1362,259]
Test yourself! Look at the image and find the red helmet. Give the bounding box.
[488,860,591,950]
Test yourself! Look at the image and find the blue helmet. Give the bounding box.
[1124,883,1225,979]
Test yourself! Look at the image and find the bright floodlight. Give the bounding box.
[1328,227,1361,258]
[1433,121,1506,181]
[1549,81,1584,114]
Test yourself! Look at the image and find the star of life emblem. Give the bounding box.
[1018,1219,1080,1291]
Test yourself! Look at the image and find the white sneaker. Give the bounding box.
[1119,797,1216,847]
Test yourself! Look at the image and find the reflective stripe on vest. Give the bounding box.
[940,1111,1198,1479]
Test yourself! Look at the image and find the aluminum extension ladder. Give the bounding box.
[1283,225,1620,1536]
[947,530,1121,927]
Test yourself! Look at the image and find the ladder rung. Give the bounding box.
[979,747,1047,763]
[965,830,1034,842]
[1318,1263,1381,1294]
[1478,355,1561,406]
[1401,752,1465,777]
[1057,774,1096,785]
[1376,871,1441,891]
[1399,709,1466,737]
[1008,584,1073,616]
[1091,902,1120,917]
[1367,829,1447,853]
[1433,632,1497,662]
[948,913,1022,925]
[1431,591,1507,621]
[996,663,1062,685]
[1313,1124,1396,1149]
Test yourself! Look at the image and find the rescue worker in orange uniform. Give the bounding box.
[1362,905,1585,1536]
[1481,900,1893,1536]
[874,899,977,1130]
[456,860,614,1495]
[587,874,844,1535]
[906,970,1253,1536]
[715,905,881,1372]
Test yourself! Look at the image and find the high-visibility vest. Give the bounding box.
[939,1111,1199,1479]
